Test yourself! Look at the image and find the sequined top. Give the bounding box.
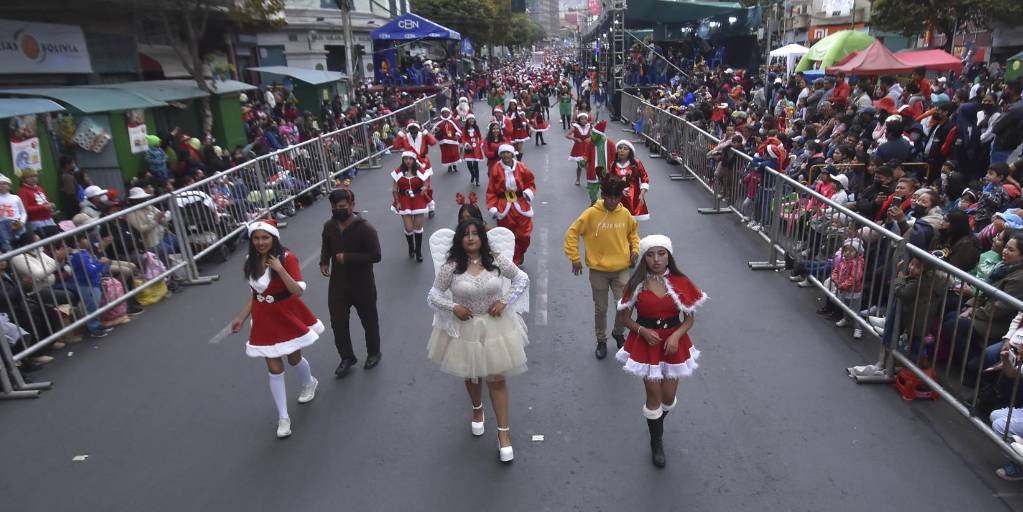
[428,255,528,315]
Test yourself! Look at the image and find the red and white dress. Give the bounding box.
[530,112,549,133]
[611,159,651,221]
[461,126,485,162]
[245,252,324,358]
[615,273,706,380]
[392,164,432,215]
[507,111,531,143]
[435,115,463,166]
[569,123,591,162]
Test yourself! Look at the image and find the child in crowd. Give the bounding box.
[69,232,112,338]
[830,238,866,339]
[975,163,1012,229]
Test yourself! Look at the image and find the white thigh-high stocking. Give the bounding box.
[294,357,314,386]
[268,373,289,419]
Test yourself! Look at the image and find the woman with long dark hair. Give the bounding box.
[483,122,508,172]
[461,114,485,187]
[933,209,981,272]
[230,219,324,439]
[391,151,431,261]
[609,140,652,221]
[616,235,706,468]
[427,218,530,463]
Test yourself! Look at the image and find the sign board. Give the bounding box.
[0,19,93,74]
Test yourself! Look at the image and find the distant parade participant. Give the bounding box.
[610,140,651,221]
[505,99,530,159]
[567,113,592,187]
[558,82,574,130]
[393,120,438,218]
[616,235,706,468]
[530,108,549,146]
[435,107,463,174]
[231,219,324,439]
[456,96,472,123]
[486,144,536,265]
[584,120,616,204]
[483,120,508,172]
[461,114,486,187]
[391,151,432,262]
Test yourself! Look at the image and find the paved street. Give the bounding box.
[3,103,1022,511]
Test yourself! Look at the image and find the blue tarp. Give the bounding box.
[370,13,461,41]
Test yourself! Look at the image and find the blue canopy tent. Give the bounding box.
[370,13,462,85]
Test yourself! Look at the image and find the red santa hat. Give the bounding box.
[616,140,635,154]
[465,113,476,120]
[248,218,280,239]
[593,120,608,133]
[401,150,418,160]
[406,120,421,130]
[493,106,504,114]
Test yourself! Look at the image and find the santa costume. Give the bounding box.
[391,151,433,216]
[568,113,592,162]
[530,110,549,146]
[486,145,537,265]
[584,121,616,203]
[435,107,463,172]
[461,114,486,187]
[506,99,531,144]
[243,219,324,438]
[393,120,437,214]
[456,96,472,123]
[611,140,652,221]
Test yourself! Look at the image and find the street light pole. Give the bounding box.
[336,0,355,82]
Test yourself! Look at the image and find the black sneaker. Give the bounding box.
[594,341,608,360]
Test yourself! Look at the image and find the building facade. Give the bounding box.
[528,0,560,36]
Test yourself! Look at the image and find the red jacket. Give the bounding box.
[17,183,52,222]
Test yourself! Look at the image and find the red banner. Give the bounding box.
[589,0,602,16]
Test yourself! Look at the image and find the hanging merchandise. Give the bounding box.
[72,117,112,153]
[126,109,148,154]
[8,115,42,175]
[57,114,78,147]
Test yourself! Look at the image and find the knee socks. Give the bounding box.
[294,357,314,386]
[268,373,288,420]
[413,230,423,257]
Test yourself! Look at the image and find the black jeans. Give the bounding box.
[329,287,380,361]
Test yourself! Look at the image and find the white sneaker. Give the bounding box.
[835,318,849,328]
[788,275,805,282]
[853,328,863,339]
[276,417,292,439]
[298,377,318,404]
[796,279,812,288]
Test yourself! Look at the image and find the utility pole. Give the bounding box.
[336,0,355,82]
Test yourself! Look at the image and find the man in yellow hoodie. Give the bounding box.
[564,180,640,359]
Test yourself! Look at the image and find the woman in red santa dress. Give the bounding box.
[610,140,651,221]
[505,99,530,159]
[391,151,432,262]
[434,106,463,174]
[482,121,508,173]
[567,112,592,186]
[615,235,706,468]
[230,219,324,439]
[393,119,438,218]
[486,144,536,265]
[461,114,486,188]
[530,107,549,147]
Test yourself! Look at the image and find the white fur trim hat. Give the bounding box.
[441,107,451,113]
[639,234,673,258]
[406,120,421,129]
[616,140,635,154]
[576,112,589,120]
[401,150,418,160]
[498,144,516,155]
[466,113,476,119]
[248,219,280,239]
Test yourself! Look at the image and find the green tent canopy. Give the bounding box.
[1007,51,1023,82]
[795,30,875,73]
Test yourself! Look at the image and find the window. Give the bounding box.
[321,0,338,8]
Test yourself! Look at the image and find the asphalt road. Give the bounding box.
[3,101,1023,511]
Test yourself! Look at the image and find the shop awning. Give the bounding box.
[97,79,256,102]
[0,86,166,113]
[248,66,347,85]
[626,0,743,26]
[370,12,461,41]
[895,48,963,73]
[0,98,66,119]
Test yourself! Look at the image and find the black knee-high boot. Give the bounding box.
[646,415,666,468]
[405,234,415,259]
[414,232,423,262]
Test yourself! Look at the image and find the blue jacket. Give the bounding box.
[145,147,169,181]
[70,249,108,289]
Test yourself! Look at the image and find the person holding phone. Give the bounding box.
[231,219,324,439]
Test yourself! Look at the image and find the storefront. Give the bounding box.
[0,98,65,198]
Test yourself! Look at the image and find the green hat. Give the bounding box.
[146,135,161,147]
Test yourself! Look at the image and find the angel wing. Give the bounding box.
[487,227,530,314]
[429,228,455,276]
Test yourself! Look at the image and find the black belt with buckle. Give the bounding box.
[253,291,292,304]
[636,315,681,329]
[406,187,422,197]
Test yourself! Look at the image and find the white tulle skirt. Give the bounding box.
[427,313,529,379]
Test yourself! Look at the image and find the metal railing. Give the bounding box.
[620,91,1023,465]
[0,94,436,399]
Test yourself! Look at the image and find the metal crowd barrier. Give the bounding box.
[0,94,436,399]
[619,91,1023,465]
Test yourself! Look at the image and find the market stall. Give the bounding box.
[826,41,915,76]
[795,30,875,73]
[0,99,65,200]
[248,66,349,112]
[770,43,810,77]
[895,48,964,74]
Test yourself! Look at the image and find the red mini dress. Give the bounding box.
[616,273,706,380]
[392,166,433,215]
[246,251,324,358]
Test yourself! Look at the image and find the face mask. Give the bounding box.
[912,204,928,217]
[332,208,351,222]
[910,133,921,141]
[982,104,996,112]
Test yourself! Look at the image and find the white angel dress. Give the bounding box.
[426,227,530,380]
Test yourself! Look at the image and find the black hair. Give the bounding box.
[615,143,636,166]
[990,162,1011,178]
[486,122,504,143]
[600,177,627,197]
[942,209,972,246]
[457,203,484,224]
[448,218,497,275]
[243,227,287,281]
[329,188,355,205]
[624,251,684,302]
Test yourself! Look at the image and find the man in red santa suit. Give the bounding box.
[393,119,438,217]
[486,144,536,265]
[434,107,463,174]
[584,120,616,205]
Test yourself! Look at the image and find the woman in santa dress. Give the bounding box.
[616,235,706,468]
[230,219,324,439]
[505,99,530,158]
[461,114,485,188]
[530,108,549,147]
[435,107,463,174]
[391,151,432,262]
[482,121,508,173]
[610,140,651,221]
[566,113,592,186]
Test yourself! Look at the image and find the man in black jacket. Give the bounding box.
[992,80,1023,164]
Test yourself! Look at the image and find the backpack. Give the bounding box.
[100,277,128,323]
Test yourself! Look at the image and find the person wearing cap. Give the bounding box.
[610,140,651,221]
[564,179,640,359]
[144,134,170,184]
[0,173,30,251]
[124,187,171,259]
[434,107,463,174]
[615,234,706,468]
[567,113,592,186]
[460,114,485,187]
[16,168,56,234]
[393,119,438,218]
[391,151,432,262]
[80,185,111,220]
[231,218,323,439]
[486,144,536,265]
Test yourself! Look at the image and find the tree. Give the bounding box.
[410,0,544,53]
[871,0,1023,51]
[154,0,284,134]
